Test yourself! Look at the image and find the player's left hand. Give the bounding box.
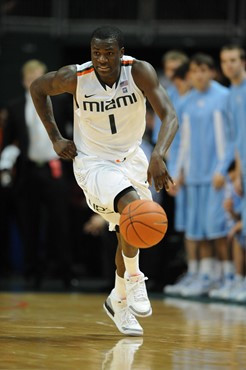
[147,153,174,192]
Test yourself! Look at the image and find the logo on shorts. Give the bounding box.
[88,199,114,214]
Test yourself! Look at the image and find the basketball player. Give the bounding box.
[219,45,246,301]
[152,50,188,144]
[163,62,199,296]
[175,54,234,297]
[30,26,178,336]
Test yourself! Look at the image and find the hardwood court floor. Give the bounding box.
[0,293,246,369]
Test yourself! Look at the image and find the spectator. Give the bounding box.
[0,60,72,287]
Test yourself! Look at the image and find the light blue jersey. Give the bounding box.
[178,81,232,185]
[168,90,192,178]
[167,89,192,232]
[228,79,246,176]
[152,85,179,144]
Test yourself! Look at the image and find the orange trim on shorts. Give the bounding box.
[77,67,94,76]
[121,60,133,65]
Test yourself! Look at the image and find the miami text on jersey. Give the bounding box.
[82,92,137,112]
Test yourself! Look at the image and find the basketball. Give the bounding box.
[119,199,168,248]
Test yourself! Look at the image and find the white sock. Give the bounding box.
[214,260,223,281]
[114,272,126,300]
[199,258,214,276]
[122,250,141,277]
[187,260,198,275]
[222,261,235,277]
[235,274,244,282]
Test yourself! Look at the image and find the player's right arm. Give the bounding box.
[30,65,77,160]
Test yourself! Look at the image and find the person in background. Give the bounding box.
[0,105,12,277]
[175,54,233,297]
[0,60,72,287]
[152,50,189,145]
[163,62,199,296]
[209,160,246,301]
[220,44,246,254]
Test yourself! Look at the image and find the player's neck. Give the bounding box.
[196,81,211,93]
[95,66,121,88]
[231,71,246,86]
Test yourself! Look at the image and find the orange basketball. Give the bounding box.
[119,199,168,248]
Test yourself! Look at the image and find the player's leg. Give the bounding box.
[115,189,152,317]
[103,226,144,336]
[181,185,216,297]
[177,186,199,276]
[229,237,246,301]
[104,217,144,335]
[207,185,234,288]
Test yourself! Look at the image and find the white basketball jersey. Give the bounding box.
[74,55,146,161]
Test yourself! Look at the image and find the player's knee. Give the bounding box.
[116,190,139,214]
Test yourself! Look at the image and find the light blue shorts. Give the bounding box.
[242,175,246,237]
[174,186,187,232]
[186,184,227,241]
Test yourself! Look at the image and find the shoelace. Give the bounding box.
[120,306,138,327]
[128,276,148,302]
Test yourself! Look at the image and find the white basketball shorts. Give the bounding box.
[73,147,152,231]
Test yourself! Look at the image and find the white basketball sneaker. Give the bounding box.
[181,274,216,297]
[232,277,246,303]
[124,272,152,317]
[163,272,196,295]
[227,276,244,301]
[209,274,235,300]
[103,290,143,336]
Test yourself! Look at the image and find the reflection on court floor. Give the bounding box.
[0,293,246,369]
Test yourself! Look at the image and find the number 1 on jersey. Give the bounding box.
[109,114,117,134]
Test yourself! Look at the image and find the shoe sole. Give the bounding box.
[103,301,143,337]
[128,305,152,318]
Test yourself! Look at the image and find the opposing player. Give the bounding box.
[30,26,178,336]
[175,54,233,297]
[220,45,246,241]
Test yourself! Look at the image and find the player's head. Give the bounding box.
[220,45,246,82]
[171,62,191,94]
[22,59,47,90]
[189,53,215,91]
[90,26,124,81]
[162,50,188,80]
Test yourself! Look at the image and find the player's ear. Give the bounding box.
[120,47,125,58]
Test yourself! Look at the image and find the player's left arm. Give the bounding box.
[132,60,178,192]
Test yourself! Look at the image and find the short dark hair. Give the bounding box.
[227,160,236,173]
[190,53,215,69]
[172,62,190,80]
[220,44,246,61]
[91,26,124,49]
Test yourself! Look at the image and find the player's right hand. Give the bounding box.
[53,138,78,160]
[212,173,225,189]
[223,198,233,213]
[147,154,174,193]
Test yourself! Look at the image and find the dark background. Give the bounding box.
[0,0,245,291]
[1,0,246,104]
